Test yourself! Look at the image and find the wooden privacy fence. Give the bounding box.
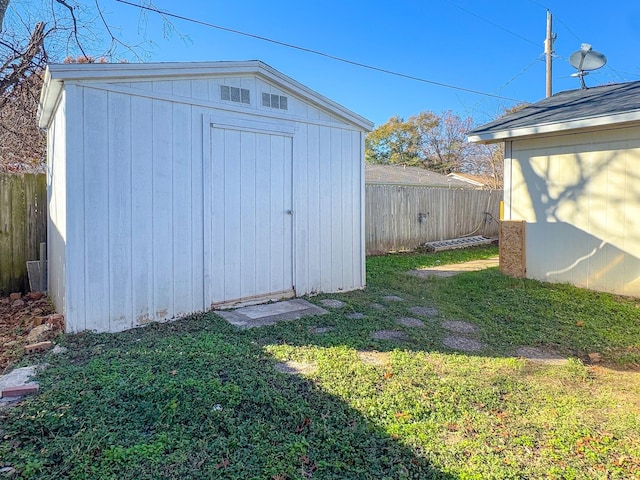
[0,173,47,294]
[365,184,501,255]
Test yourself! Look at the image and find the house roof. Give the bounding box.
[468,80,640,143]
[38,60,374,130]
[447,172,485,187]
[365,164,473,188]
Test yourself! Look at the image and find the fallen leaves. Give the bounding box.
[295,417,311,433]
[588,353,601,364]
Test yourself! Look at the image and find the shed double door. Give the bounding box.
[210,123,294,306]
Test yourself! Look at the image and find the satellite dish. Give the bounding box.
[569,43,607,89]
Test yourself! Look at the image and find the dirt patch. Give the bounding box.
[442,320,479,334]
[358,351,390,366]
[274,361,317,375]
[442,336,485,352]
[0,293,62,373]
[516,346,568,365]
[371,330,409,342]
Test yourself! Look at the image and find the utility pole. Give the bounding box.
[544,10,555,98]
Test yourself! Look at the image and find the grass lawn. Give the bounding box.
[1,245,640,479]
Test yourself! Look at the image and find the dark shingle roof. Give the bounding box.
[468,80,640,142]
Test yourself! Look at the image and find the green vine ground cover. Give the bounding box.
[1,245,639,479]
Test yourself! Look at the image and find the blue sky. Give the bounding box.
[77,1,640,126]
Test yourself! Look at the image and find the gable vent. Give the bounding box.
[262,92,288,110]
[221,85,250,104]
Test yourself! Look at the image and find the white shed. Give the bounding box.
[38,61,373,332]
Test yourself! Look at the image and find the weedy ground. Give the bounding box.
[1,245,639,479]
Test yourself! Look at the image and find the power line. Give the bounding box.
[114,0,524,102]
[555,17,582,44]
[467,55,543,115]
[446,0,540,48]
[525,0,582,43]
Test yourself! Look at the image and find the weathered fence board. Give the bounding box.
[0,174,47,294]
[365,185,501,255]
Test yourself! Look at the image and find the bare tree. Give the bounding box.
[0,70,44,172]
[0,0,181,171]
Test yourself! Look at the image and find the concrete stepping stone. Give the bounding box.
[396,317,425,328]
[320,299,347,308]
[443,336,485,352]
[382,295,404,302]
[347,312,365,319]
[217,299,328,329]
[370,303,386,310]
[311,326,335,334]
[274,361,317,375]
[442,320,479,334]
[409,306,439,317]
[371,330,409,341]
[0,365,44,408]
[358,351,390,366]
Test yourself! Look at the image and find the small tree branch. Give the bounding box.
[0,21,45,106]
[0,0,9,33]
[52,0,87,58]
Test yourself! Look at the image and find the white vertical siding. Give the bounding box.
[130,94,154,324]
[318,126,333,293]
[222,128,242,301]
[107,92,133,332]
[47,91,67,319]
[511,126,640,296]
[240,131,257,297]
[171,81,193,319]
[62,85,85,331]
[151,83,174,324]
[83,87,110,331]
[190,81,207,313]
[305,124,321,294]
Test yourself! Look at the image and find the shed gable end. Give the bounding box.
[89,74,351,128]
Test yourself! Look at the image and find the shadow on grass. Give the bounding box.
[309,266,640,371]
[0,315,453,479]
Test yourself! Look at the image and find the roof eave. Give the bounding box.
[37,66,59,128]
[38,61,374,132]
[468,110,640,144]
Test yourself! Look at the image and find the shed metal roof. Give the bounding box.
[468,80,640,143]
[38,60,374,130]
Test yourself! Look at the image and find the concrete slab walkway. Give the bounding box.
[216,299,328,329]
